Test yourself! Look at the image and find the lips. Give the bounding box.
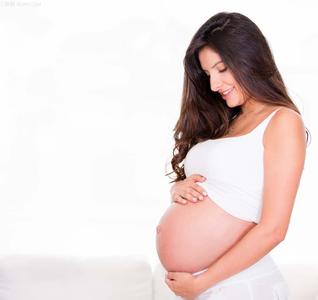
[221,87,234,99]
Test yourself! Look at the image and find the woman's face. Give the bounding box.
[198,46,246,107]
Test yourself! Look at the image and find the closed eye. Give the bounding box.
[204,67,227,77]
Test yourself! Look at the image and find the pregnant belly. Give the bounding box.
[156,197,256,273]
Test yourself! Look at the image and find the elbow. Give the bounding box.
[258,224,286,244]
[272,231,285,244]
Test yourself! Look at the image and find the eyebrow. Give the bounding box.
[202,60,223,71]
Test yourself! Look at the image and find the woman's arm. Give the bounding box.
[196,220,282,291]
[194,108,307,291]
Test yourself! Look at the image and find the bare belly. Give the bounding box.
[156,197,256,273]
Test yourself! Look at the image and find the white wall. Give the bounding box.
[0,0,317,271]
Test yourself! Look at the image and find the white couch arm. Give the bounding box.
[0,254,152,300]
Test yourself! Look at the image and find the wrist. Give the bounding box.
[194,274,210,295]
[169,183,175,194]
[170,184,176,197]
[194,271,215,294]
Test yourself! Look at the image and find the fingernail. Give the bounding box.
[192,197,197,202]
[203,192,207,196]
[199,196,203,200]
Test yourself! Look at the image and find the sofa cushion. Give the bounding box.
[0,254,152,300]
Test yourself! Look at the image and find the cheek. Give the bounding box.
[233,88,242,99]
[235,89,247,103]
[224,74,237,87]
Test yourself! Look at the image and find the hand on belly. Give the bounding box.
[156,197,255,273]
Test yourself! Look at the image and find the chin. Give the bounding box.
[226,100,240,107]
[227,97,244,107]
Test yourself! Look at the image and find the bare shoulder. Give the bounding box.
[264,106,307,147]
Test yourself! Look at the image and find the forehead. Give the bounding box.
[198,47,222,68]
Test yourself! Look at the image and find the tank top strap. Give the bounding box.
[255,107,284,136]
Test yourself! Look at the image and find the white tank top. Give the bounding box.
[184,108,283,223]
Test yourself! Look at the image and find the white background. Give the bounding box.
[0,0,317,271]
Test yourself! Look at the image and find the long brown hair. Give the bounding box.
[165,12,311,183]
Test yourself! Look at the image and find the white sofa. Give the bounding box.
[0,255,317,300]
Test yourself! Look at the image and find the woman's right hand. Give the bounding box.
[170,174,208,205]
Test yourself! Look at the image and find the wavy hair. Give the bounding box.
[165,11,311,183]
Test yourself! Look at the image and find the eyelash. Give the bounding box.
[205,67,227,77]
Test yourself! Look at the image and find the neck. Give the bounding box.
[240,99,268,116]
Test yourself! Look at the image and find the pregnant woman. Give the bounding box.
[156,12,309,300]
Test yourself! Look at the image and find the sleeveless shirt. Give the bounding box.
[183,108,283,223]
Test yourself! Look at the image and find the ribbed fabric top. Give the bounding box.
[184,108,283,223]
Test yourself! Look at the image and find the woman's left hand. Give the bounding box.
[165,271,205,299]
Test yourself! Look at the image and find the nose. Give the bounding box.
[210,76,222,92]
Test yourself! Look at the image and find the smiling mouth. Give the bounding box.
[221,88,234,99]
